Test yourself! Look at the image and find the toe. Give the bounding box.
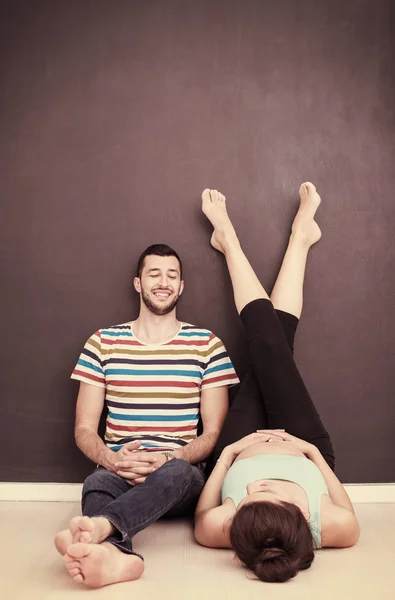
[301,182,316,194]
[73,573,84,583]
[64,559,80,569]
[67,542,92,560]
[68,567,81,577]
[80,531,92,543]
[201,189,211,201]
[69,516,81,533]
[80,516,94,531]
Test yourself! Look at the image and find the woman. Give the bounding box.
[194,184,360,583]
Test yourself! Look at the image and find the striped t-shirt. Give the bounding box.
[71,321,239,452]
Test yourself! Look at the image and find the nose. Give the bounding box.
[158,274,171,288]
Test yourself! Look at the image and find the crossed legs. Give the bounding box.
[55,460,205,587]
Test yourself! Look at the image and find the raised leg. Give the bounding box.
[203,186,334,468]
[270,182,321,318]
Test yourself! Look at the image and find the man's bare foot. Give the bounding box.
[201,188,239,253]
[55,516,114,556]
[291,182,322,247]
[64,541,144,588]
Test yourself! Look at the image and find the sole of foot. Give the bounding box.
[64,542,144,588]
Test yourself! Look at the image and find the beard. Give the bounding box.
[141,287,181,316]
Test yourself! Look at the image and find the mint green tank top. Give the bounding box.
[221,455,328,548]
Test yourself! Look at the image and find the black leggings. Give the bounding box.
[215,299,335,470]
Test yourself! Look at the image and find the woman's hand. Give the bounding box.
[224,431,285,461]
[257,429,316,457]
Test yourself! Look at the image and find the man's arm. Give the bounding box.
[172,385,229,463]
[76,382,164,482]
[74,382,119,472]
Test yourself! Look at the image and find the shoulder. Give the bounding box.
[93,323,133,343]
[194,499,235,549]
[86,322,131,338]
[178,324,225,350]
[320,496,360,547]
[100,322,132,334]
[82,323,132,352]
[180,323,217,339]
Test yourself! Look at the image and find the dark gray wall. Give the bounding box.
[1,0,394,483]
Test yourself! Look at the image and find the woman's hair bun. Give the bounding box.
[257,547,287,562]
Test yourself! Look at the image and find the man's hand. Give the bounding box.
[115,441,168,485]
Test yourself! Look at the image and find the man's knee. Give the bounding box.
[160,459,204,490]
[82,467,120,496]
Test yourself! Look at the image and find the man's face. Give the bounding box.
[134,255,184,316]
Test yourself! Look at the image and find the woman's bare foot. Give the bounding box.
[55,516,114,556]
[64,541,144,588]
[201,189,239,253]
[291,182,322,247]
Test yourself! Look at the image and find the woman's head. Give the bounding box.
[229,500,315,583]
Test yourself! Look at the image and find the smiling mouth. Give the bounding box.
[152,290,172,299]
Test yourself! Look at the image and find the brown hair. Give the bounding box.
[229,501,315,583]
[136,244,183,279]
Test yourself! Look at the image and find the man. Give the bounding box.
[55,243,238,588]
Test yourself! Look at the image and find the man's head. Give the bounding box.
[134,244,184,316]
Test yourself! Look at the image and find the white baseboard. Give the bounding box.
[0,482,395,503]
[0,483,83,502]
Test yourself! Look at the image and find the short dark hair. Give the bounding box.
[136,244,183,279]
[229,501,315,583]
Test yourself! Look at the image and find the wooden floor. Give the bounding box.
[1,501,394,599]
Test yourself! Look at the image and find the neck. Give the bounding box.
[133,304,180,344]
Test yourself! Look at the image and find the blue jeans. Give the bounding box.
[81,458,206,558]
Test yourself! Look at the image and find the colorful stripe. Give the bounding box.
[71,321,239,451]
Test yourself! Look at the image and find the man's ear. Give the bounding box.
[134,277,141,293]
[179,280,185,296]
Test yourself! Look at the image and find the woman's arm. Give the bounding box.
[194,448,235,548]
[320,498,360,547]
[307,446,355,513]
[195,448,234,519]
[308,446,360,546]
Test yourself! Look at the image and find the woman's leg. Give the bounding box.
[213,310,298,458]
[203,186,334,468]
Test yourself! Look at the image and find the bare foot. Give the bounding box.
[201,188,239,253]
[55,516,114,556]
[291,182,322,247]
[64,542,144,588]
